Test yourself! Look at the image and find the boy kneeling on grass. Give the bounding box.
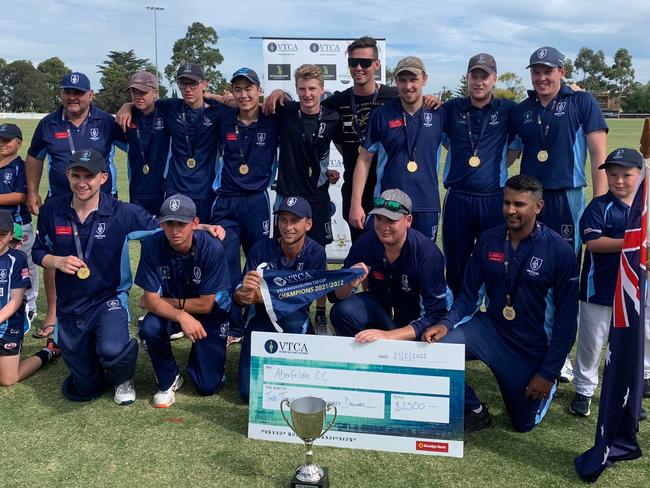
[0,210,59,386]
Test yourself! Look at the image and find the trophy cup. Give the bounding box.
[280,396,337,487]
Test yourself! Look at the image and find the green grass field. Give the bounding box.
[0,117,648,487]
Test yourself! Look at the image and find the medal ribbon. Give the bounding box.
[297,109,323,175]
[536,98,558,153]
[503,226,539,308]
[180,104,205,160]
[402,109,424,163]
[72,219,100,267]
[134,111,157,168]
[466,102,494,158]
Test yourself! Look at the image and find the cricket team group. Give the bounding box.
[0,35,649,436]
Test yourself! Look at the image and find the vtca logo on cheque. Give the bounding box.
[264,339,309,355]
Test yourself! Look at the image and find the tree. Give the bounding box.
[0,60,50,112]
[607,48,635,98]
[384,67,395,86]
[37,57,70,111]
[496,72,526,101]
[94,50,165,113]
[574,47,608,91]
[455,75,469,97]
[165,22,227,93]
[622,82,650,113]
[439,86,453,102]
[563,58,575,82]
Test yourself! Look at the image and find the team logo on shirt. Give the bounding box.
[90,128,100,141]
[489,112,500,126]
[193,266,202,284]
[527,256,544,276]
[256,132,267,146]
[106,299,121,311]
[262,220,270,235]
[457,114,467,126]
[555,101,567,117]
[523,111,533,124]
[219,322,229,338]
[155,117,164,130]
[169,199,180,212]
[3,342,17,350]
[401,274,411,292]
[318,122,326,138]
[160,266,170,279]
[95,223,106,239]
[3,172,12,183]
[423,112,433,127]
[0,288,3,297]
[0,269,7,282]
[561,224,573,239]
[71,74,80,84]
[202,116,213,127]
[537,48,548,59]
[273,277,287,287]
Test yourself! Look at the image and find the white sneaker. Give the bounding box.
[169,330,185,340]
[114,379,136,405]
[560,357,574,383]
[153,374,183,408]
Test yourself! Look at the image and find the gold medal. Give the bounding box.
[239,164,249,175]
[77,266,91,280]
[142,164,150,175]
[407,160,418,173]
[469,155,481,167]
[187,158,196,169]
[502,305,516,321]
[537,150,549,162]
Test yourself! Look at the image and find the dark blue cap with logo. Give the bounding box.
[0,123,22,140]
[599,147,644,170]
[230,67,261,86]
[526,46,565,69]
[61,72,91,92]
[67,149,107,174]
[176,63,205,82]
[274,196,312,219]
[159,194,197,223]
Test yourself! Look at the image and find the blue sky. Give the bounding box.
[2,0,649,94]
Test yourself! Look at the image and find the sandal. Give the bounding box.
[32,323,55,339]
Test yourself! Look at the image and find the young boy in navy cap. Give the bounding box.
[570,148,647,420]
[0,209,60,387]
[0,124,38,328]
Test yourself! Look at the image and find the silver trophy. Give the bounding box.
[280,396,337,487]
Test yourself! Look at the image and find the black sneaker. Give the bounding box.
[640,406,647,422]
[465,403,492,436]
[643,378,650,399]
[568,393,591,417]
[45,338,61,362]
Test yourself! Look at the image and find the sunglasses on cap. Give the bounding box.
[373,197,410,214]
[348,58,376,69]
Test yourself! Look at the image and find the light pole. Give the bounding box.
[146,6,165,82]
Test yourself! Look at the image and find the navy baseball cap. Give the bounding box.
[159,194,197,224]
[67,149,107,174]
[0,210,14,233]
[468,53,497,74]
[527,47,565,69]
[274,196,312,219]
[230,67,261,86]
[0,123,22,140]
[176,63,205,82]
[61,72,91,92]
[599,148,644,170]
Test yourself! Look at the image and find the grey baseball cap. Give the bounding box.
[394,56,426,77]
[468,53,497,74]
[159,194,197,223]
[369,188,412,221]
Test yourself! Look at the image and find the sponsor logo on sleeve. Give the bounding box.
[54,131,68,139]
[487,251,505,263]
[226,133,237,142]
[55,226,73,235]
[388,118,404,129]
[21,268,29,279]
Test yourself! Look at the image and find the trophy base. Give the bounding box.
[291,467,329,488]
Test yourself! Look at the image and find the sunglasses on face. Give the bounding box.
[348,58,376,69]
[373,197,410,214]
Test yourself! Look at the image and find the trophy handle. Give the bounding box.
[280,398,298,436]
[318,403,338,439]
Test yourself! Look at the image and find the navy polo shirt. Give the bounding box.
[0,156,31,225]
[241,236,326,329]
[441,96,517,193]
[275,102,340,202]
[27,106,124,197]
[579,192,628,306]
[214,109,278,195]
[124,108,170,200]
[0,249,30,341]
[364,97,444,212]
[512,85,608,190]
[154,98,230,199]
[135,230,231,316]
[343,228,448,338]
[441,223,579,381]
[32,193,160,319]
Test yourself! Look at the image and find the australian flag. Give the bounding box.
[575,173,647,481]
